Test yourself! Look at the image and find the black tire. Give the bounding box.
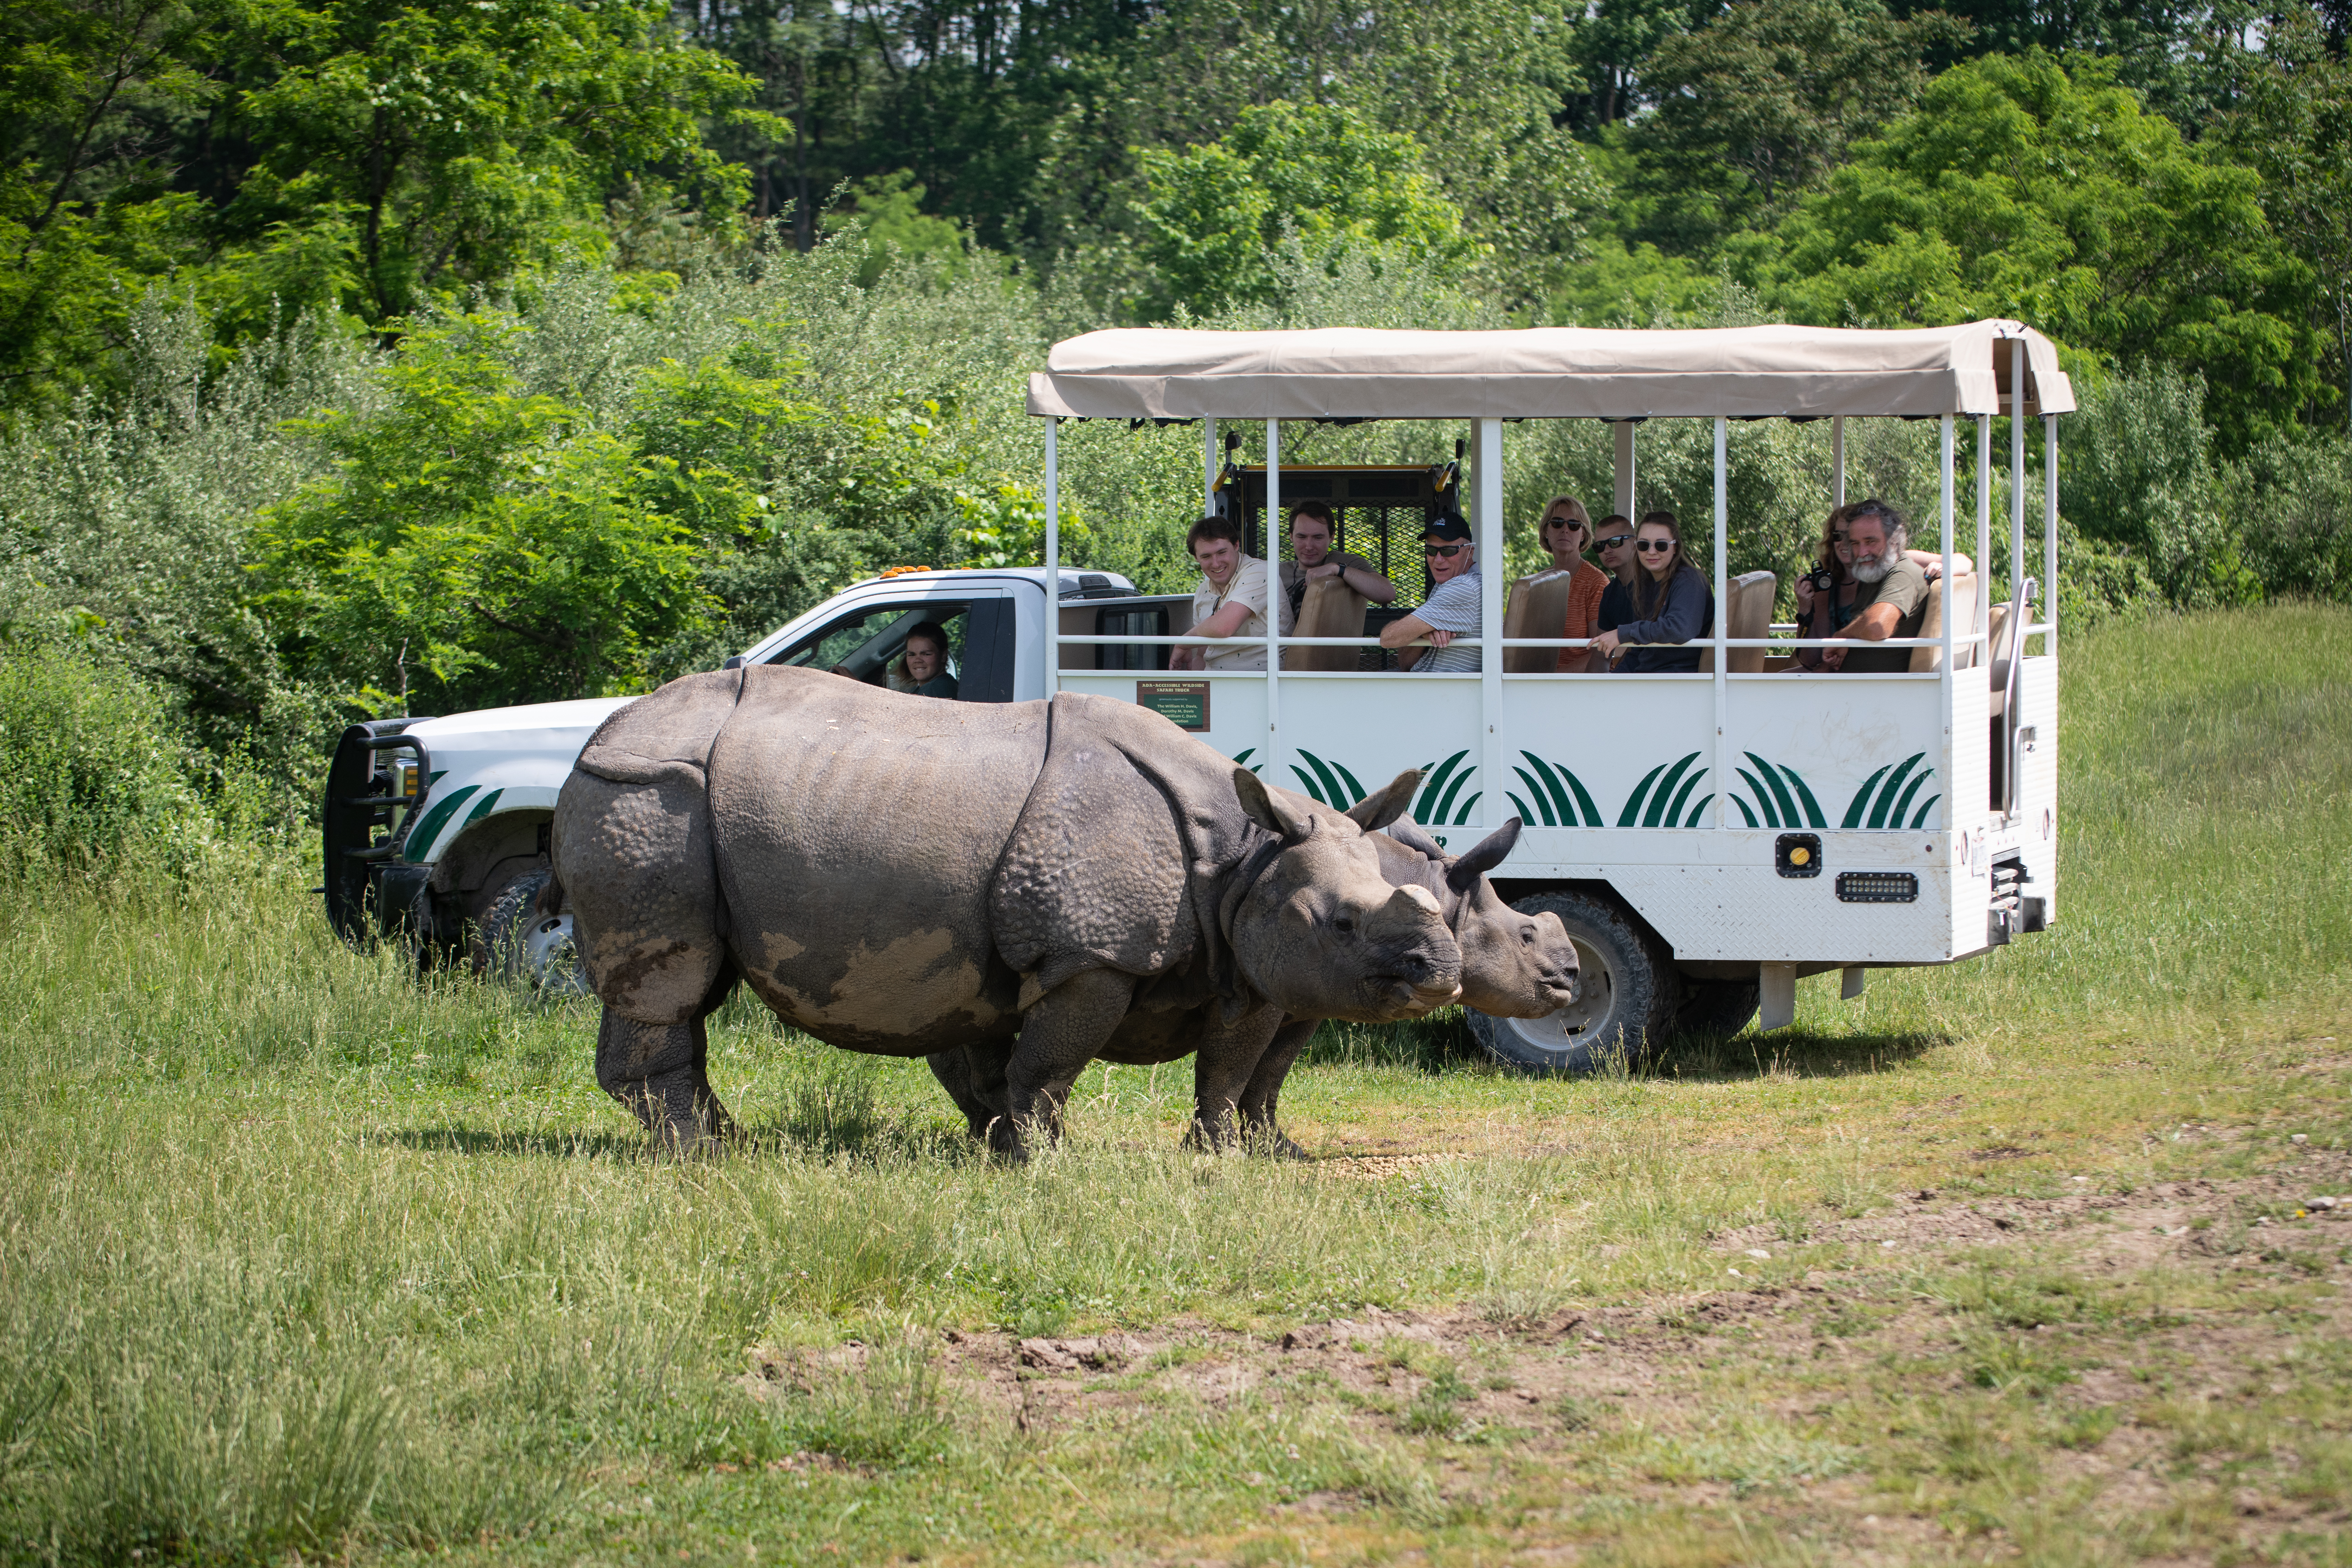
[1465,889,1675,1075]
[475,866,591,998]
[1675,977,1760,1038]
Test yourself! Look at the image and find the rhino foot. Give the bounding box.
[596,1007,736,1154]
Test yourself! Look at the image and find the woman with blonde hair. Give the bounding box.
[1534,495,1610,673]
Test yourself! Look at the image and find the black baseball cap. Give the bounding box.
[1421,513,1471,542]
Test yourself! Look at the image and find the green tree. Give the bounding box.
[226,0,766,325]
[1626,0,1970,250]
[1736,51,2317,451]
[253,318,716,712]
[2218,8,2352,431]
[0,0,240,417]
[1135,100,1485,316]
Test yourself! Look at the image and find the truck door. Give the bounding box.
[764,588,1017,702]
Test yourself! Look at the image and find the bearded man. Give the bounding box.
[1821,500,1931,674]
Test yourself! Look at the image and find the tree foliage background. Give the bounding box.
[2,0,2350,826]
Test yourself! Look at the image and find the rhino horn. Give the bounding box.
[1444,818,1523,894]
[1234,767,1315,842]
[1385,818,1447,861]
[1343,770,1423,832]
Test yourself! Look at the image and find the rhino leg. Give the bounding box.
[1233,1016,1319,1160]
[1186,1004,1289,1154]
[1002,968,1136,1155]
[595,962,740,1152]
[926,1045,1011,1145]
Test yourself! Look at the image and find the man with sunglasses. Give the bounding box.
[1377,515,1482,671]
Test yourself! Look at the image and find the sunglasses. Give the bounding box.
[1634,539,1676,553]
[1546,517,1587,531]
[1595,533,1632,550]
[1423,542,1467,558]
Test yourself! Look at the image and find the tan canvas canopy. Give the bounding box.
[1027,320,2074,422]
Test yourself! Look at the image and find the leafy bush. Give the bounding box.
[0,640,199,874]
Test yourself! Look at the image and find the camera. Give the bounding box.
[1801,566,1839,598]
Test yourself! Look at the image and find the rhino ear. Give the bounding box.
[1233,767,1314,842]
[1445,818,1523,893]
[1385,818,1446,861]
[1343,769,1422,832]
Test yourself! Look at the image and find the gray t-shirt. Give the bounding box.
[1414,567,1482,672]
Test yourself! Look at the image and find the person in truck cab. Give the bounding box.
[1170,515,1271,672]
[1277,500,1396,633]
[890,621,959,698]
[1378,515,1482,671]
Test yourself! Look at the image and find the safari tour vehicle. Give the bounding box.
[325,321,2069,1069]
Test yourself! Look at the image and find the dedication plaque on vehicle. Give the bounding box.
[1135,679,1211,732]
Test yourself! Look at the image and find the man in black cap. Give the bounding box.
[1377,514,1482,671]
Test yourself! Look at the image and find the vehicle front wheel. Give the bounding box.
[1465,889,1674,1075]
[475,866,592,999]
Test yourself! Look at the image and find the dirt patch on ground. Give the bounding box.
[846,1156,2352,1561]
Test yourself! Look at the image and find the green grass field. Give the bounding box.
[3,605,2349,1567]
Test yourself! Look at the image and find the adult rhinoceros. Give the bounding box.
[925,803,1579,1155]
[548,666,1464,1154]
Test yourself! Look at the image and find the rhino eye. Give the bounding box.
[1333,914,1356,933]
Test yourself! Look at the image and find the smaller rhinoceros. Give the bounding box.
[550,668,1464,1155]
[925,796,1578,1156]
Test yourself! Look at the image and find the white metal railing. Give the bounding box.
[1045,394,2064,833]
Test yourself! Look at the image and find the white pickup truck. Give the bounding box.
[327,320,2066,1070]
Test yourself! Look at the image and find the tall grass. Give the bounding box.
[0,605,2344,1562]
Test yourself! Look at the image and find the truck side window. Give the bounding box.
[773,602,970,688]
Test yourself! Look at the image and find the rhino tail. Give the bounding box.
[535,867,565,917]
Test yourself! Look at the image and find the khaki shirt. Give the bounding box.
[1189,557,1271,671]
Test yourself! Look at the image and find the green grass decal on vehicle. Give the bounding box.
[1616,753,1712,828]
[1732,753,1829,830]
[403,784,481,862]
[1506,752,1605,827]
[1414,752,1480,826]
[1840,752,1939,830]
[1230,748,1264,776]
[1283,749,1476,824]
[1289,749,1367,809]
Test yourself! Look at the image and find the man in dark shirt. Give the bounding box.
[1823,501,1930,674]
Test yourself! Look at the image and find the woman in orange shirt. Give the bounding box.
[1537,496,1611,672]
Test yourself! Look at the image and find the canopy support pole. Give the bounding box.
[1832,416,1846,510]
[1265,418,1281,754]
[1940,415,1955,808]
[1613,422,1637,520]
[1203,421,1218,517]
[2009,342,2026,619]
[1478,417,1503,832]
[2044,416,2060,654]
[1976,414,1992,663]
[1713,416,1728,830]
[1044,418,1059,699]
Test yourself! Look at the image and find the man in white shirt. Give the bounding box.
[1377,514,1482,671]
[1170,515,1271,671]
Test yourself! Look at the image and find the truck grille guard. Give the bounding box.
[322,719,435,945]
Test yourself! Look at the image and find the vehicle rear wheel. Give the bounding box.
[475,866,591,999]
[1466,890,1674,1075]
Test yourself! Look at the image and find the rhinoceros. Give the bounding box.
[547,666,1464,1153]
[924,804,1579,1155]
